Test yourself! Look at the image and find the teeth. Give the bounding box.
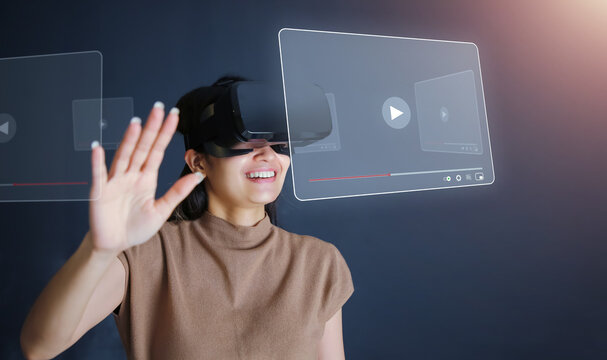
[246,171,275,179]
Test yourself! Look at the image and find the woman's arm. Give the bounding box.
[318,308,346,360]
[20,233,125,360]
[21,104,200,359]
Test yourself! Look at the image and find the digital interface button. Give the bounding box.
[382,97,411,129]
[0,113,17,143]
[440,106,449,122]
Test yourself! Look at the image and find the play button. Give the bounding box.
[390,106,404,120]
[0,113,17,143]
[440,106,449,122]
[382,97,411,129]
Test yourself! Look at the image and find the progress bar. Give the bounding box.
[309,167,483,182]
[0,181,88,187]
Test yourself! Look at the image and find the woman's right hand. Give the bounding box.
[86,102,203,255]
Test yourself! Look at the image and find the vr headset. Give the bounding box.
[180,78,332,158]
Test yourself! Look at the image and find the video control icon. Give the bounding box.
[382,97,411,130]
[440,106,449,122]
[0,113,17,143]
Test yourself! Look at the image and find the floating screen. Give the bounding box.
[0,51,102,202]
[279,29,495,201]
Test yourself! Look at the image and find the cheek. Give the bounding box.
[232,159,252,192]
[279,155,291,172]
[212,160,246,191]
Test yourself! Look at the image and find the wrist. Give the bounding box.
[80,231,122,261]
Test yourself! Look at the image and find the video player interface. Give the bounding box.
[279,29,495,201]
[0,52,102,202]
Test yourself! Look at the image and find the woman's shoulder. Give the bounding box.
[272,225,354,311]
[272,225,342,261]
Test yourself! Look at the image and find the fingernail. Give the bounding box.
[130,116,141,124]
[153,101,165,109]
[195,172,205,183]
[169,107,180,115]
[91,140,100,149]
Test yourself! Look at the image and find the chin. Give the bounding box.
[245,179,285,204]
[250,193,279,205]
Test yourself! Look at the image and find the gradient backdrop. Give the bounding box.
[1,0,606,359]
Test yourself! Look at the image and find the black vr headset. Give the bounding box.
[178,77,333,158]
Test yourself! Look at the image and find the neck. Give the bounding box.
[207,200,266,227]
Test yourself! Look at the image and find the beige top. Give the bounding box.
[112,210,354,360]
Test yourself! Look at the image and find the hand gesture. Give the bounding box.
[86,102,203,255]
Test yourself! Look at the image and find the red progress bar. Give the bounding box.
[12,181,88,186]
[309,173,390,182]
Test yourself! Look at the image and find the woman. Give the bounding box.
[20,77,354,360]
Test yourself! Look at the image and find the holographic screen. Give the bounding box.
[279,29,495,201]
[0,51,133,202]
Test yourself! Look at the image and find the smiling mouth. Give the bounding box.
[245,170,277,183]
[246,170,275,178]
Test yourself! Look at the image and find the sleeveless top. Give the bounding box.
[112,210,354,359]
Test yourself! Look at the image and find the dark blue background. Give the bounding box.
[1,0,606,359]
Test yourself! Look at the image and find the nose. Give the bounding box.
[252,145,277,161]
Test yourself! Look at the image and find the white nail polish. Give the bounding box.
[170,107,180,115]
[130,116,141,124]
[153,101,165,109]
[91,140,100,149]
[195,172,205,183]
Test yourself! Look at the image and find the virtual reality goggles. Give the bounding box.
[180,79,332,158]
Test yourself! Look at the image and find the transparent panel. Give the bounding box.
[279,29,495,201]
[415,70,483,155]
[0,51,102,202]
[73,97,133,151]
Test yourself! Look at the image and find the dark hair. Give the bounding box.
[168,75,279,225]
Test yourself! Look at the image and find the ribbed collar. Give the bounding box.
[196,210,274,249]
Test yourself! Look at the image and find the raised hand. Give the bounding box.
[87,102,203,255]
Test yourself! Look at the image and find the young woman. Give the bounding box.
[20,77,354,360]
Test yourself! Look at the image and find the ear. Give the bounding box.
[184,149,207,175]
